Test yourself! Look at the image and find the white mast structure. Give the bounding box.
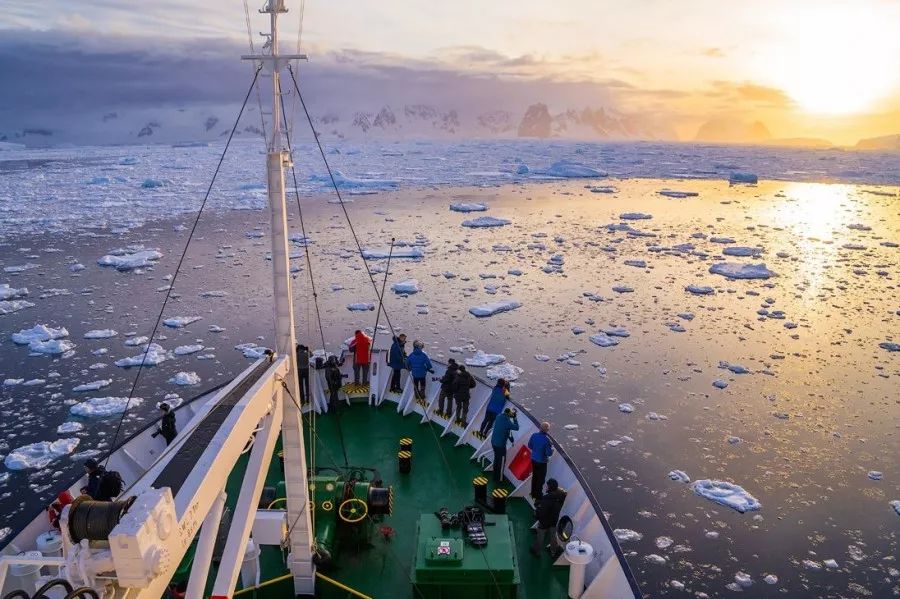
[242,1,314,594]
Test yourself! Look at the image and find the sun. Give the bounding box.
[756,5,900,115]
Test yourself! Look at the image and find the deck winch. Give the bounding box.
[308,469,392,567]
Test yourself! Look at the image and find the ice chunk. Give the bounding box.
[669,470,691,483]
[719,361,750,374]
[361,247,424,260]
[3,378,24,386]
[12,324,69,345]
[722,246,763,257]
[891,500,900,515]
[712,379,728,389]
[763,574,778,585]
[534,354,551,362]
[97,249,162,271]
[658,190,699,198]
[115,343,170,367]
[868,471,882,481]
[235,343,270,359]
[645,554,667,565]
[309,170,398,190]
[879,342,900,352]
[124,335,149,346]
[709,262,776,279]
[169,371,201,386]
[618,403,634,413]
[611,285,633,293]
[391,279,420,294]
[0,299,35,315]
[163,316,201,328]
[486,362,524,381]
[624,260,647,268]
[0,284,28,300]
[691,479,761,513]
[619,212,652,220]
[729,172,758,184]
[29,339,75,355]
[450,202,488,212]
[57,421,84,434]
[590,333,619,347]
[347,302,375,311]
[174,344,204,355]
[4,438,80,470]
[466,350,506,367]
[73,379,112,392]
[613,529,643,542]
[461,216,511,228]
[141,178,164,189]
[537,159,606,178]
[601,327,630,338]
[469,300,522,317]
[70,396,142,417]
[84,329,117,339]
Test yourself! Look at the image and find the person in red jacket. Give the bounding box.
[348,330,372,385]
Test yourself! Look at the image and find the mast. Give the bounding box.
[243,2,313,594]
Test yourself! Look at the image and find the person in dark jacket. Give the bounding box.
[436,359,458,417]
[490,407,519,483]
[296,343,311,404]
[528,422,554,500]
[406,340,434,400]
[82,458,107,500]
[387,334,407,393]
[479,378,510,437]
[324,356,344,411]
[531,478,567,557]
[152,402,177,445]
[452,365,476,425]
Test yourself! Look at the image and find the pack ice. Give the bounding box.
[4,438,80,470]
[469,300,522,317]
[691,479,761,513]
[70,396,142,417]
[97,248,163,271]
[169,371,201,386]
[115,343,170,367]
[709,262,776,279]
[462,216,512,228]
[0,284,28,300]
[465,350,506,367]
[449,203,488,212]
[163,316,202,328]
[11,324,69,345]
[391,279,420,294]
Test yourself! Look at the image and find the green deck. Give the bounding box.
[195,403,569,598]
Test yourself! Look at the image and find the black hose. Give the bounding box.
[32,578,73,599]
[1,591,30,599]
[64,589,99,599]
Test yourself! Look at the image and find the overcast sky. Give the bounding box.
[3,0,899,143]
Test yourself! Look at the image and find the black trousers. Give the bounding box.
[298,368,310,404]
[413,377,426,399]
[391,368,402,391]
[531,461,548,499]
[353,363,370,384]
[479,411,498,437]
[162,431,176,446]
[492,444,507,483]
[328,387,340,411]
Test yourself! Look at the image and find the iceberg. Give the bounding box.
[709,262,776,279]
[0,284,28,300]
[590,333,619,347]
[879,342,900,352]
[57,422,84,434]
[0,300,35,315]
[391,279,420,294]
[115,343,170,367]
[685,284,714,295]
[461,216,511,228]
[163,316,202,328]
[11,324,69,345]
[669,470,691,483]
[613,529,643,542]
[722,246,763,257]
[361,247,424,260]
[169,371,201,386]
[73,379,112,392]
[450,203,488,213]
[486,362,524,381]
[234,343,271,359]
[28,339,75,355]
[691,479,761,513]
[465,350,506,367]
[469,300,522,317]
[70,397,142,417]
[174,344,204,355]
[537,160,606,178]
[4,438,80,470]
[309,170,399,190]
[97,249,162,271]
[347,302,375,311]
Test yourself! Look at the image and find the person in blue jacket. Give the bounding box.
[478,378,510,437]
[405,340,434,400]
[490,407,519,483]
[387,333,407,393]
[528,422,554,500]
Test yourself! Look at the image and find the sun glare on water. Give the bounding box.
[759,6,900,115]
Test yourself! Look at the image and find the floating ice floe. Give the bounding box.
[611,285,633,293]
[624,260,647,268]
[618,403,634,413]
[97,248,163,271]
[658,190,699,198]
[723,246,763,257]
[70,396,141,417]
[391,279,420,294]
[879,341,900,352]
[590,333,619,348]
[867,471,883,481]
[347,302,375,311]
[235,343,270,359]
[309,170,398,190]
[73,379,112,392]
[669,470,691,483]
[719,361,750,374]
[3,378,23,386]
[486,363,524,381]
[169,371,201,386]
[29,339,75,355]
[709,262,776,279]
[199,290,229,298]
[57,421,84,434]
[691,479,761,513]
[466,350,506,367]
[534,354,551,362]
[4,438,80,470]
[601,327,630,338]
[536,159,606,178]
[163,316,202,328]
[3,263,39,273]
[115,343,170,367]
[0,284,28,300]
[141,178,164,189]
[763,574,778,585]
[734,572,754,588]
[619,212,652,220]
[174,344,204,355]
[613,529,643,542]
[712,379,728,389]
[11,324,69,345]
[361,247,424,260]
[469,300,522,317]
[891,500,900,515]
[461,216,511,228]
[729,172,758,184]
[449,202,488,212]
[645,554,667,565]
[0,300,35,315]
[84,329,117,339]
[124,336,149,346]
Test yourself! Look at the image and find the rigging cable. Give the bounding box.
[369,238,395,355]
[286,64,397,336]
[103,66,263,469]
[242,0,268,142]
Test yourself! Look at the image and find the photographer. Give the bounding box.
[406,340,434,400]
[152,402,177,446]
[490,407,519,483]
[479,377,510,437]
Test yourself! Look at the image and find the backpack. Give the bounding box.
[99,470,124,500]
